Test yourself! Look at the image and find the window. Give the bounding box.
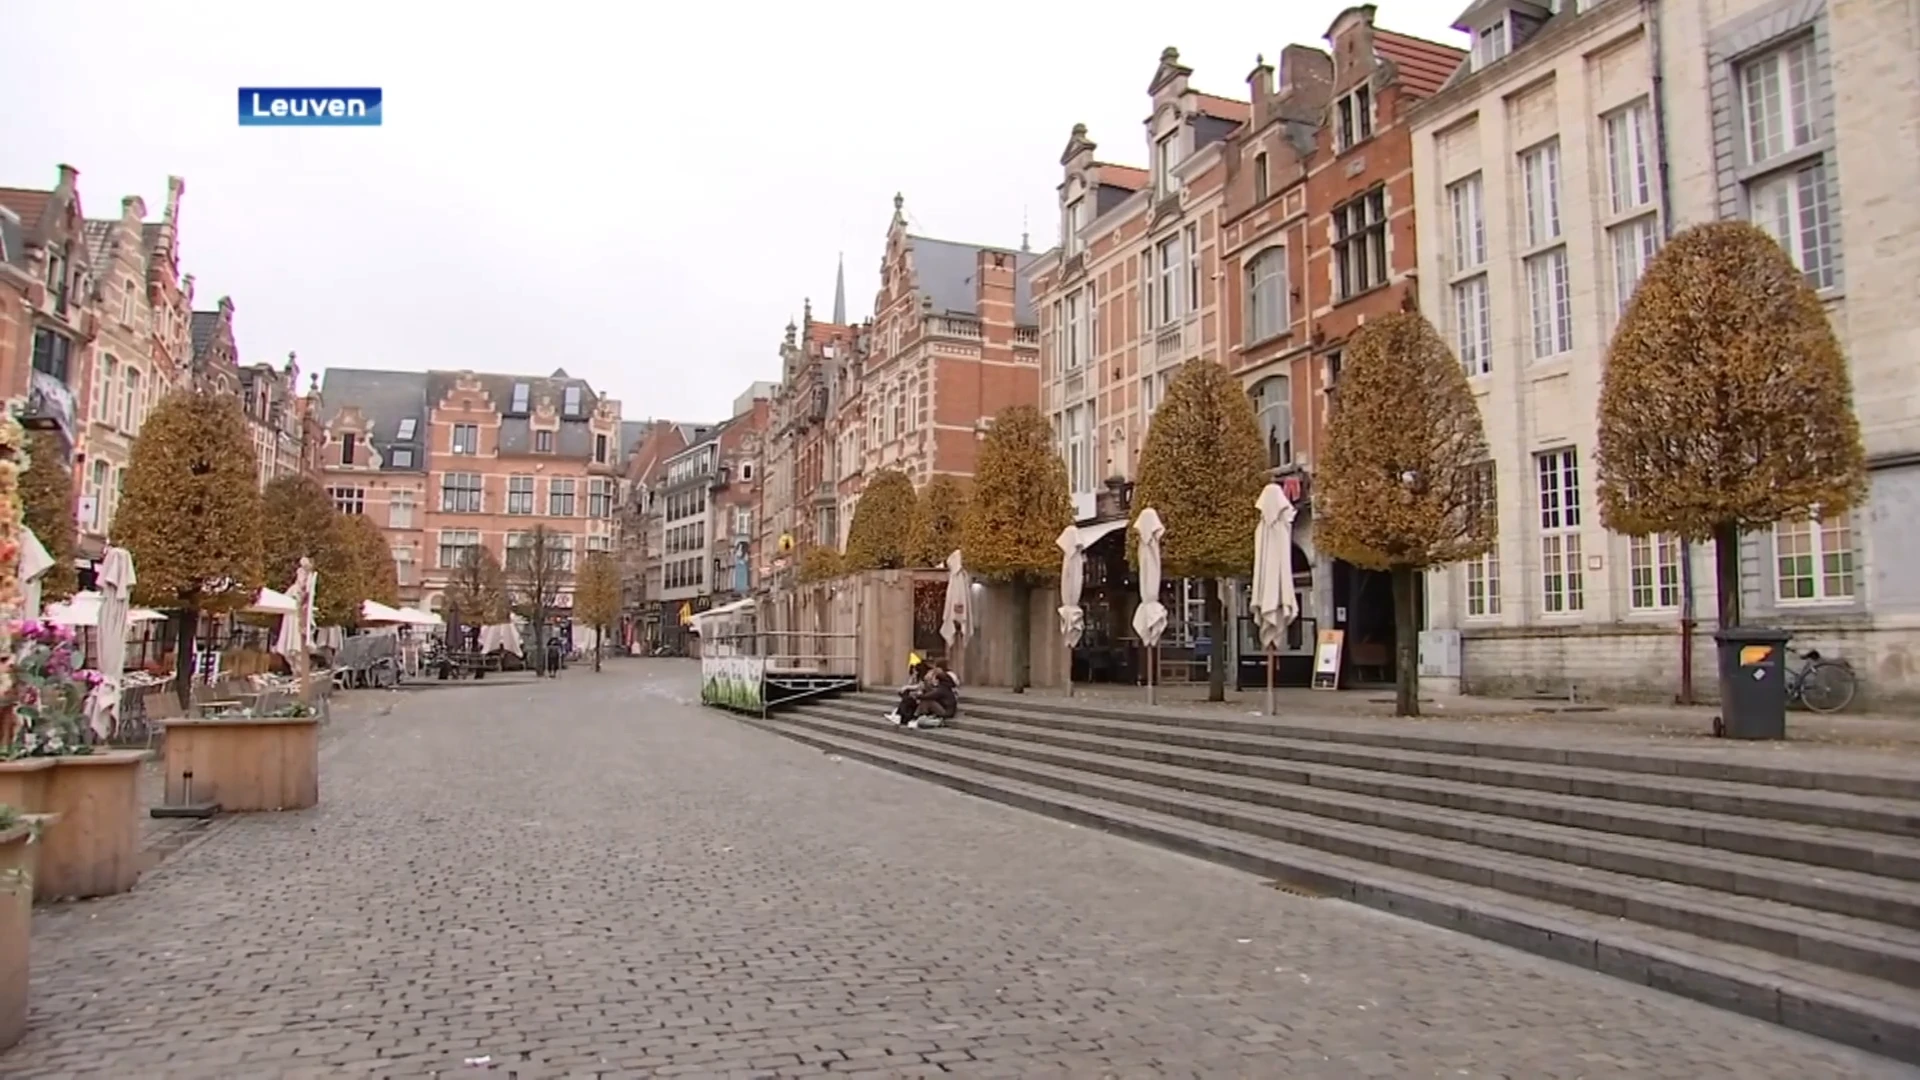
[741,461,754,481]
[1333,188,1388,300]
[1609,217,1661,317]
[1245,247,1288,344]
[1334,85,1373,151]
[1154,131,1181,193]
[508,475,535,514]
[1525,248,1573,358]
[1603,103,1654,214]
[1252,152,1270,203]
[122,367,140,434]
[510,383,530,414]
[1750,162,1835,290]
[1629,534,1682,610]
[1064,196,1085,256]
[441,472,483,513]
[1520,140,1563,247]
[1453,275,1492,376]
[1448,174,1487,271]
[563,386,583,416]
[328,486,365,515]
[588,534,612,554]
[341,433,357,466]
[389,448,415,469]
[98,355,118,426]
[437,530,480,569]
[31,329,72,383]
[120,279,136,325]
[1740,38,1816,164]
[535,429,555,453]
[1774,513,1855,602]
[396,418,417,440]
[1185,224,1200,314]
[86,460,109,531]
[1064,405,1089,494]
[594,433,608,463]
[588,477,613,518]
[389,490,415,529]
[1251,376,1292,470]
[451,424,477,455]
[549,477,577,516]
[1156,233,1184,323]
[392,547,413,586]
[1536,449,1584,614]
[1472,19,1510,70]
[1465,549,1502,617]
[1140,252,1157,332]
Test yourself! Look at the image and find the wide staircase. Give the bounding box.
[746,688,1920,1064]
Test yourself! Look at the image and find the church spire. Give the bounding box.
[832,252,847,325]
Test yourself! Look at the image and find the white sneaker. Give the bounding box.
[882,711,901,724]
[907,718,923,729]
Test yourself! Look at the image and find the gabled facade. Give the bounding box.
[73,195,166,557]
[319,368,432,603]
[0,165,94,458]
[762,294,862,583]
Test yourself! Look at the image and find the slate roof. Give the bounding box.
[905,235,1037,326]
[320,368,430,473]
[619,420,647,460]
[190,311,222,359]
[424,370,604,459]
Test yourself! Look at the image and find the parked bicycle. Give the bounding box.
[1787,647,1857,714]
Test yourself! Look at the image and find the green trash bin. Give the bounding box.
[1713,627,1791,740]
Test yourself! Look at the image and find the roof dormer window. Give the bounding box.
[1335,85,1375,152]
[1063,196,1086,257]
[1154,131,1183,195]
[1472,18,1512,70]
[396,417,417,440]
[562,385,582,417]
[510,382,530,414]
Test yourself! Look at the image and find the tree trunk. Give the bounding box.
[174,605,198,709]
[1206,581,1226,703]
[1391,563,1420,717]
[1011,580,1032,693]
[593,625,603,672]
[532,621,546,677]
[1712,521,1742,629]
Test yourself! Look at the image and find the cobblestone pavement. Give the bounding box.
[6,662,1914,1079]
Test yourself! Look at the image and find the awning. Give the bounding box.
[689,596,755,633]
[247,587,299,615]
[44,591,168,629]
[361,600,410,624]
[391,606,444,627]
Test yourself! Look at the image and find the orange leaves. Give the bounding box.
[962,405,1073,584]
[843,468,916,571]
[1133,358,1270,580]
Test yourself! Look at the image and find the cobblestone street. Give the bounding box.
[5,661,1914,1079]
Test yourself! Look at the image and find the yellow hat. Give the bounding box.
[909,652,923,667]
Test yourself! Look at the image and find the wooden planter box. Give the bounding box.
[0,822,36,1051]
[0,758,55,814]
[37,751,148,901]
[159,715,319,812]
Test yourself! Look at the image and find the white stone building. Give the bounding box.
[1409,0,1920,705]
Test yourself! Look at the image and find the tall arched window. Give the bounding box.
[1251,375,1292,471]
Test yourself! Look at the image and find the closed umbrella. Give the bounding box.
[1251,483,1301,716]
[85,546,137,742]
[275,557,312,659]
[1131,508,1170,705]
[939,549,972,677]
[1056,525,1086,697]
[18,526,54,619]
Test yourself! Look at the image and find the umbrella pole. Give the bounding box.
[1266,645,1276,717]
[1147,645,1157,706]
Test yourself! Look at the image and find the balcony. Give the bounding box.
[810,481,835,507]
[1153,322,1185,366]
[1014,326,1039,346]
[19,369,78,447]
[928,316,983,340]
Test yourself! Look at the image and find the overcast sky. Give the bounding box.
[4,1,1464,424]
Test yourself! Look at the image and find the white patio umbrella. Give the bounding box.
[1056,525,1086,697]
[275,557,314,659]
[247,587,299,615]
[1131,508,1170,705]
[1251,483,1302,716]
[940,549,973,678]
[84,546,137,741]
[18,526,54,619]
[360,599,409,624]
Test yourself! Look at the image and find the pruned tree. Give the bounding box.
[842,468,916,571]
[1317,312,1494,717]
[908,474,970,568]
[261,475,358,625]
[1597,221,1865,628]
[20,430,77,602]
[112,391,264,706]
[573,551,622,671]
[1132,358,1271,702]
[338,512,399,617]
[796,545,842,584]
[961,405,1073,692]
[506,524,571,676]
[446,544,509,626]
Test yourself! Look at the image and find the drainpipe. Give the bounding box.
[1642,0,1695,704]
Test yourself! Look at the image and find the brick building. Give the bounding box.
[623,419,711,650]
[710,385,772,604]
[318,368,624,617]
[761,287,860,587]
[0,166,93,472]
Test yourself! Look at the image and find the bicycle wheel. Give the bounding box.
[1799,660,1857,714]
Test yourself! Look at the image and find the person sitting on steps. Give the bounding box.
[885,656,958,728]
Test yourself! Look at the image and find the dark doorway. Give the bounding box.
[1070,528,1139,685]
[1331,560,1396,687]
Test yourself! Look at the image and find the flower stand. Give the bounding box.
[158,712,319,812]
[35,751,147,900]
[0,815,49,1051]
[0,758,54,813]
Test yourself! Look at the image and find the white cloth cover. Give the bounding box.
[940,549,973,648]
[1250,483,1301,652]
[1130,508,1169,648]
[84,546,137,740]
[1056,525,1086,649]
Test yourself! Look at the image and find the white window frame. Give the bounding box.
[451,423,478,455]
[1154,131,1181,195]
[1184,224,1200,315]
[441,472,483,513]
[389,489,415,529]
[1520,140,1563,248]
[328,486,366,516]
[1608,216,1661,318]
[1064,290,1085,370]
[507,475,535,515]
[1064,196,1085,256]
[1251,376,1292,471]
[1156,233,1185,324]
[1245,246,1288,344]
[1628,533,1682,610]
[1465,549,1501,618]
[1525,248,1573,359]
[1536,449,1584,614]
[1334,84,1374,152]
[1774,512,1856,604]
[1749,162,1836,290]
[1603,102,1654,214]
[1453,274,1492,376]
[1333,188,1388,300]
[1472,19,1510,71]
[1448,174,1486,272]
[1140,252,1157,332]
[1740,37,1817,165]
[1064,405,1088,495]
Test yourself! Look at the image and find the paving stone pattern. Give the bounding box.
[5,662,1915,1079]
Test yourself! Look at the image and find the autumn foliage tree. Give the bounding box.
[908,474,970,568]
[962,405,1073,692]
[20,430,77,602]
[507,524,570,675]
[1597,221,1865,629]
[446,545,509,625]
[843,468,916,571]
[573,552,622,671]
[1317,312,1494,717]
[337,512,400,620]
[1132,358,1270,702]
[112,392,264,705]
[796,545,843,584]
[260,475,360,626]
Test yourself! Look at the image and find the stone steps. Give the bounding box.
[735,694,1920,1063]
